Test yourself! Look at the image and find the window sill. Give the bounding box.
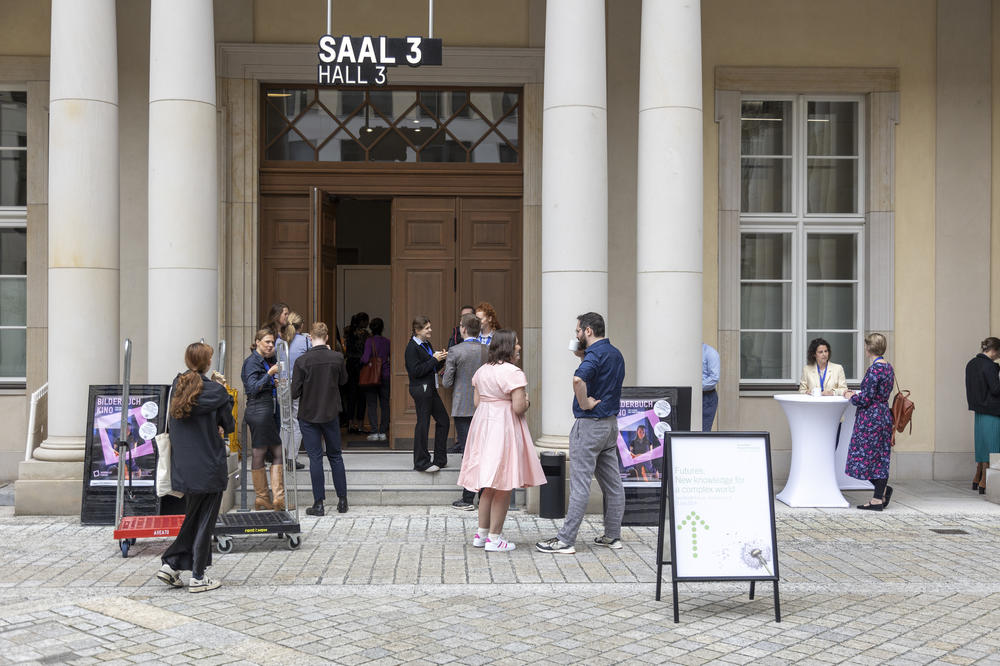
[0,386,26,396]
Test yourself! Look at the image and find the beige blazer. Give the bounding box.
[798,362,848,396]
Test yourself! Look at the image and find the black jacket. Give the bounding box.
[291,345,348,423]
[241,350,275,400]
[405,338,444,387]
[167,375,236,494]
[965,353,1000,416]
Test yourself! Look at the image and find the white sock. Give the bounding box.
[489,533,501,542]
[477,527,489,538]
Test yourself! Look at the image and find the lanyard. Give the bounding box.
[819,365,827,390]
[873,356,884,365]
[422,342,434,356]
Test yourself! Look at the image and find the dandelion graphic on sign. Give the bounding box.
[676,511,709,558]
[740,542,773,575]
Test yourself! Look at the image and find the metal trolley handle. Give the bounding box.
[114,338,133,528]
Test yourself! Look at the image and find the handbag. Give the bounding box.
[890,373,914,446]
[155,386,184,498]
[359,355,383,387]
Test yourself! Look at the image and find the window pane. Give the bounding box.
[806,331,857,379]
[443,106,489,149]
[265,88,311,121]
[807,101,857,156]
[741,158,791,213]
[419,129,470,162]
[264,128,314,161]
[0,149,27,206]
[741,332,790,380]
[807,284,856,329]
[0,91,27,148]
[741,284,791,329]
[741,233,790,280]
[0,277,25,326]
[472,130,517,163]
[369,130,416,163]
[292,102,337,149]
[0,228,25,275]
[470,91,510,124]
[807,234,856,280]
[741,100,791,156]
[317,89,364,118]
[807,158,857,214]
[0,328,25,378]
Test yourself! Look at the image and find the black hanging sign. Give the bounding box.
[317,35,443,86]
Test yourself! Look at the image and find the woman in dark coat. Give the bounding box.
[241,328,283,510]
[965,336,1000,493]
[156,342,235,593]
[844,333,895,511]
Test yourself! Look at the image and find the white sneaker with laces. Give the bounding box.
[156,563,183,588]
[188,576,222,593]
[377,433,387,441]
[485,536,516,552]
[423,464,440,473]
[472,531,487,547]
[366,433,380,441]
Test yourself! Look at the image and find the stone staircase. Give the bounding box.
[985,453,1000,505]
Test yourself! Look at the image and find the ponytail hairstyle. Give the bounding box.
[170,342,213,419]
[283,311,304,342]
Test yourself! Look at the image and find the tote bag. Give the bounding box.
[155,384,184,498]
[359,356,383,387]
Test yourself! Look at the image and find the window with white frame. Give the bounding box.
[0,90,27,385]
[739,96,864,383]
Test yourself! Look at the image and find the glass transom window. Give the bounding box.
[262,86,521,164]
[0,90,27,384]
[739,95,864,384]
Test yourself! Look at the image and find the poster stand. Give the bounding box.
[654,431,781,623]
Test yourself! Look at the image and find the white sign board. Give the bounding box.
[667,433,778,580]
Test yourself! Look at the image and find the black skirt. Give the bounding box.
[245,394,280,448]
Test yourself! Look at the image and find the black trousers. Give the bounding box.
[409,384,449,470]
[365,382,391,434]
[162,491,223,579]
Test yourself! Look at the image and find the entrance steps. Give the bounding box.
[286,451,465,506]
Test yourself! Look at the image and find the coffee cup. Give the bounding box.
[568,338,580,351]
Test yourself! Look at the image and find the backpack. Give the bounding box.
[890,373,914,446]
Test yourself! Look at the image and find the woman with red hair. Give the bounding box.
[475,302,501,346]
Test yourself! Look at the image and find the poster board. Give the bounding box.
[615,387,691,526]
[80,384,170,525]
[655,431,781,622]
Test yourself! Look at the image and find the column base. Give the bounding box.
[32,435,86,462]
[15,459,84,515]
[534,434,569,453]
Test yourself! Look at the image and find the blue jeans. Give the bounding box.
[298,418,347,503]
[702,389,719,432]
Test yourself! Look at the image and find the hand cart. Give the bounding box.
[214,337,301,552]
[112,338,185,557]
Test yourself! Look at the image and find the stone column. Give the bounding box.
[35,0,120,462]
[148,0,219,382]
[635,0,704,427]
[537,0,608,450]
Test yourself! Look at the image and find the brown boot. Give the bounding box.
[252,468,272,510]
[270,463,286,511]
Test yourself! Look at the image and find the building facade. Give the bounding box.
[0,0,996,513]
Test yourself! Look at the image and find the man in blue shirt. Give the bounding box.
[537,312,626,554]
[702,343,720,431]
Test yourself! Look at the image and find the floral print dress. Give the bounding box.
[845,362,895,480]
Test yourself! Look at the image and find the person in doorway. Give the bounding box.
[965,336,1000,494]
[443,313,489,508]
[702,343,720,431]
[798,337,848,397]
[361,317,391,442]
[240,329,285,511]
[844,333,895,511]
[343,312,371,434]
[292,322,349,515]
[262,302,289,342]
[448,305,475,349]
[458,330,545,551]
[405,315,449,472]
[157,342,235,593]
[475,302,501,346]
[283,312,309,471]
[537,312,626,554]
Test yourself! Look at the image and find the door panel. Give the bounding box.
[458,259,522,337]
[458,198,522,337]
[393,197,456,259]
[311,188,337,329]
[260,194,310,323]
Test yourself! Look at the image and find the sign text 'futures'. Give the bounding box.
[317,35,443,86]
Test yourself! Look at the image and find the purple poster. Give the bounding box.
[86,392,162,487]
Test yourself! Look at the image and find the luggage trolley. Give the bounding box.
[214,337,301,552]
[113,338,185,558]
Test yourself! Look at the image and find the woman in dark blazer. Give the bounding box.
[156,342,235,593]
[405,315,449,472]
[965,336,1000,493]
[241,329,283,510]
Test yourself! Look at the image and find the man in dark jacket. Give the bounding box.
[292,322,349,516]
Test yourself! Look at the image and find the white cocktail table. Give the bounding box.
[835,403,874,491]
[774,394,850,508]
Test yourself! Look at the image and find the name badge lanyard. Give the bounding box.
[819,365,827,391]
[422,342,438,388]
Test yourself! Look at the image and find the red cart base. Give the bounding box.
[114,514,186,557]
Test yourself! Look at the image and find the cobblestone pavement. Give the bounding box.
[2,482,1000,665]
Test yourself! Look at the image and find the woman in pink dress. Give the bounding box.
[458,330,546,552]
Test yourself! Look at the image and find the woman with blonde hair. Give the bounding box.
[844,333,895,511]
[156,343,235,593]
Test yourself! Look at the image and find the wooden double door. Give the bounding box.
[258,192,522,450]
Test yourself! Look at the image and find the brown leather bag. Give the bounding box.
[359,356,383,387]
[890,374,914,446]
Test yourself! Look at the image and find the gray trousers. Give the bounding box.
[557,416,625,545]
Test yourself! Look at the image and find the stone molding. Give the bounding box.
[715,66,898,94]
[0,56,50,82]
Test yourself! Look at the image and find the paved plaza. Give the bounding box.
[1,481,999,665]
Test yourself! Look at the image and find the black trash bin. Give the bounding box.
[539,451,566,519]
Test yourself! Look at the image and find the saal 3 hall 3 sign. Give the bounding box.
[317,35,443,86]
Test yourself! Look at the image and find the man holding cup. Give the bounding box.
[536,312,626,554]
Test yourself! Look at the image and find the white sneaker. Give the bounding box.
[188,576,221,593]
[423,464,440,473]
[377,433,387,441]
[485,536,516,552]
[472,531,487,547]
[366,433,380,441]
[155,563,183,588]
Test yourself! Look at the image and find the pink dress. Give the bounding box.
[457,362,547,492]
